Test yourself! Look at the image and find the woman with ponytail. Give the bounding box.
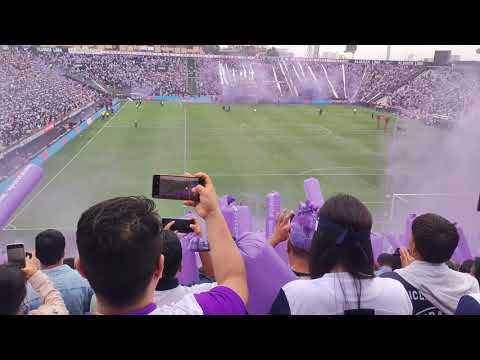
[270,194,412,315]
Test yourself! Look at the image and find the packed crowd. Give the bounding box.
[0,100,105,179]
[388,67,480,118]
[3,48,479,151]
[1,172,479,315]
[0,49,101,147]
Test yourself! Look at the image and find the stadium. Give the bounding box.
[1,44,480,315]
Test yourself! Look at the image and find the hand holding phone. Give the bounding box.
[162,218,195,233]
[152,174,206,202]
[22,254,40,280]
[182,172,221,220]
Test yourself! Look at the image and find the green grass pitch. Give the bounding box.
[1,101,396,252]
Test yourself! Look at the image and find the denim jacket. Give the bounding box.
[24,264,94,315]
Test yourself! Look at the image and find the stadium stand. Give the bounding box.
[1,47,480,315]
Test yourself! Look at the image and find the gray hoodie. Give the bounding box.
[395,260,480,315]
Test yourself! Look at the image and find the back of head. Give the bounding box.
[411,213,458,264]
[459,259,474,273]
[155,230,182,290]
[310,194,374,279]
[35,229,66,267]
[0,264,27,315]
[76,196,163,308]
[377,253,392,267]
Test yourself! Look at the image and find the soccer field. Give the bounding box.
[1,101,396,253]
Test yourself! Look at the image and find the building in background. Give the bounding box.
[321,51,347,60]
[277,48,294,57]
[306,45,320,58]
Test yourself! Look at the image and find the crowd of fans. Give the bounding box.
[0,49,101,147]
[387,67,480,119]
[1,172,479,315]
[2,47,479,153]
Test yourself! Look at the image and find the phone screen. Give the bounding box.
[162,218,195,233]
[7,244,26,268]
[152,175,204,201]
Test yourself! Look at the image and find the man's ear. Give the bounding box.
[155,255,164,279]
[75,257,87,279]
[409,236,418,258]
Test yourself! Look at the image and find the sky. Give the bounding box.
[221,45,480,61]
[278,45,480,60]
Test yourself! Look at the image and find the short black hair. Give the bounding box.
[76,196,163,308]
[35,229,66,266]
[377,253,392,267]
[0,264,27,315]
[155,230,182,290]
[459,259,474,273]
[412,213,459,264]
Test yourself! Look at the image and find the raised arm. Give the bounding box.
[184,172,248,304]
[23,255,68,315]
[269,210,294,248]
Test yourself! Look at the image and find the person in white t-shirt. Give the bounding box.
[270,194,412,315]
[154,223,216,307]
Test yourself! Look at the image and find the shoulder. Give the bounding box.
[456,293,480,315]
[371,277,411,301]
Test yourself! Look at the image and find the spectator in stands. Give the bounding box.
[270,194,412,315]
[269,210,310,278]
[154,227,216,307]
[0,254,68,315]
[455,257,480,315]
[381,213,479,315]
[459,259,474,273]
[375,253,394,276]
[23,229,93,315]
[75,173,248,315]
[89,218,217,312]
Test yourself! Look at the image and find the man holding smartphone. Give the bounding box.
[75,172,248,315]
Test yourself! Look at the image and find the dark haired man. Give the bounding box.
[24,229,93,315]
[75,173,248,315]
[382,213,479,315]
[154,228,216,307]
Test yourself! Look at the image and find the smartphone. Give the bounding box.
[6,243,26,268]
[152,175,205,202]
[162,218,195,233]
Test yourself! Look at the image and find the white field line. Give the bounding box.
[5,103,127,229]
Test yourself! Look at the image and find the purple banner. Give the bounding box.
[265,192,281,241]
[0,164,43,228]
[176,233,199,286]
[237,232,296,314]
